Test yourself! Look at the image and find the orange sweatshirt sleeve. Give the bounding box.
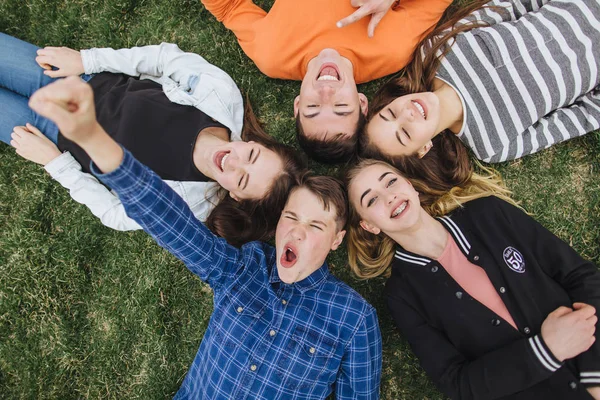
[200,0,266,56]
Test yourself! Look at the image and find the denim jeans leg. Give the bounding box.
[0,88,60,145]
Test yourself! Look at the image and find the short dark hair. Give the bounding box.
[294,173,348,230]
[295,112,366,164]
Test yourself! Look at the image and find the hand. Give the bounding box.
[10,123,62,165]
[587,386,600,400]
[36,46,84,78]
[336,0,397,38]
[541,303,597,362]
[29,76,100,146]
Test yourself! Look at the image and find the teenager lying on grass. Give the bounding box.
[28,76,382,399]
[346,158,600,400]
[1,33,305,246]
[201,0,452,163]
[362,0,600,171]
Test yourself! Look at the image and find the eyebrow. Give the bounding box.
[284,211,327,227]
[359,172,393,206]
[360,189,371,206]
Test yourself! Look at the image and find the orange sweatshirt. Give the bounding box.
[201,0,452,83]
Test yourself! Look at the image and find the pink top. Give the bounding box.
[437,234,517,329]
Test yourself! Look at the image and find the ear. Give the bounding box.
[358,93,368,115]
[293,96,300,117]
[417,140,433,159]
[330,229,346,251]
[229,191,240,202]
[359,220,381,235]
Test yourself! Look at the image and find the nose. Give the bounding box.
[290,224,306,241]
[386,192,397,205]
[317,85,335,101]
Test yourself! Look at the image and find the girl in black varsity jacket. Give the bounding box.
[346,159,600,400]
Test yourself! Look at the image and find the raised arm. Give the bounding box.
[28,77,242,288]
[335,307,382,399]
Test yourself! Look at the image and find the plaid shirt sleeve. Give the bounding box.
[93,149,242,288]
[335,306,382,399]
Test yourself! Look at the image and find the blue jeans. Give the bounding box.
[0,33,91,145]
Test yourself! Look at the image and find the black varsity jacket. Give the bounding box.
[385,196,600,400]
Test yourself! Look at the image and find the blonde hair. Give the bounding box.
[345,159,517,279]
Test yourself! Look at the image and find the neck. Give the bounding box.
[192,127,230,179]
[387,210,448,260]
[432,78,464,135]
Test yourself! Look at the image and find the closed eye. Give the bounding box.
[248,148,253,162]
[386,178,397,188]
[402,128,411,140]
[310,224,323,231]
[389,108,396,119]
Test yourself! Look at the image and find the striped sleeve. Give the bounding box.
[437,0,600,162]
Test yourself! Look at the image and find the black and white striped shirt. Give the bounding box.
[435,0,600,162]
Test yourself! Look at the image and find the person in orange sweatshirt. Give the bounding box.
[202,0,452,163]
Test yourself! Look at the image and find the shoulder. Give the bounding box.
[448,195,516,223]
[322,275,378,321]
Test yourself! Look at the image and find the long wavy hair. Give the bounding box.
[360,0,492,187]
[206,101,307,247]
[345,158,517,280]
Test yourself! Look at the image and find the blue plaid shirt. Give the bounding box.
[96,150,382,399]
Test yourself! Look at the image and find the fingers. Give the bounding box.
[337,5,372,28]
[551,306,573,318]
[367,11,385,38]
[573,302,595,310]
[25,123,45,138]
[571,304,597,320]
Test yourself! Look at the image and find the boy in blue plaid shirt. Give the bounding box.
[27,77,382,399]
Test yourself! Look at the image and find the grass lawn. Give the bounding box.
[1,0,599,398]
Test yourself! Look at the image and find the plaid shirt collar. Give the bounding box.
[268,259,330,293]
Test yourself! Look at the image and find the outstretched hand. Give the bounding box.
[336,0,397,38]
[36,46,85,78]
[29,77,123,173]
[11,124,62,166]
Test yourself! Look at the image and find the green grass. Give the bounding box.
[1,0,599,399]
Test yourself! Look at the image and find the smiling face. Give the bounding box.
[366,92,442,158]
[348,163,423,236]
[295,49,368,140]
[275,187,346,284]
[209,141,283,201]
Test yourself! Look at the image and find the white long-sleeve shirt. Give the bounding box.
[44,43,243,230]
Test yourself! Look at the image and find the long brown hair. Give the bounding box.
[345,158,516,280]
[360,0,491,188]
[206,101,307,247]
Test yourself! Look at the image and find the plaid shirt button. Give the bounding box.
[270,330,276,337]
[309,347,316,354]
[250,364,257,371]
[237,306,243,313]
[281,299,287,305]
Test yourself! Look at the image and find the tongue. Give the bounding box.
[286,249,297,262]
[320,66,338,79]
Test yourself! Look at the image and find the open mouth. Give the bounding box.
[214,151,230,172]
[317,63,340,82]
[391,200,409,219]
[280,244,299,269]
[411,100,427,119]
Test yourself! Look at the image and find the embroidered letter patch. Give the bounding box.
[503,247,525,273]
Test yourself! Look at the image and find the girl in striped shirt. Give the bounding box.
[360,0,600,170]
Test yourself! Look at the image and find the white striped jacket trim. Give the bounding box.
[395,251,431,266]
[439,216,471,254]
[580,372,600,385]
[528,335,562,372]
[394,216,473,266]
